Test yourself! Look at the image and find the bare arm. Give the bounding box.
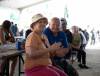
[25,45,60,59]
[0,29,6,44]
[25,43,62,59]
[8,31,15,43]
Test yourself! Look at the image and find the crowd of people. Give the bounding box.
[0,13,93,76]
[24,13,91,76]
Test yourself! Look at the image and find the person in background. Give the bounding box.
[90,29,95,45]
[0,20,17,76]
[10,22,18,36]
[71,26,89,69]
[83,29,89,43]
[19,29,24,36]
[60,18,73,60]
[25,28,32,39]
[79,28,87,50]
[25,13,68,76]
[97,30,100,41]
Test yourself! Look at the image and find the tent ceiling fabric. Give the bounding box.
[0,0,49,9]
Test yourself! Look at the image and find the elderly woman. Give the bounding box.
[25,14,68,76]
[71,26,89,69]
[0,20,17,76]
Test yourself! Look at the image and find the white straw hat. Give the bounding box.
[31,13,47,24]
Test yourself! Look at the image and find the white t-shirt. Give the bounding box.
[80,31,87,44]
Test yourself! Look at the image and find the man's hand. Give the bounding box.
[55,48,69,57]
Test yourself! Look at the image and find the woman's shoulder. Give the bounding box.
[27,32,36,38]
[26,32,39,42]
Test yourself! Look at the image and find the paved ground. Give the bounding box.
[73,49,100,76]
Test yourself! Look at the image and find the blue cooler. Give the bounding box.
[16,40,22,50]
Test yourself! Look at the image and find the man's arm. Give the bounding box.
[55,48,69,57]
[55,32,69,57]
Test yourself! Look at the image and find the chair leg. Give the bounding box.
[70,51,77,64]
[71,53,74,64]
[19,54,24,76]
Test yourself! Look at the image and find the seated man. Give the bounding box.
[60,18,73,59]
[44,17,79,76]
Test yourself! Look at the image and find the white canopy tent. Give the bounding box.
[0,0,100,31]
[0,0,50,11]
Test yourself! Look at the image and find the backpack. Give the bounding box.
[83,31,89,41]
